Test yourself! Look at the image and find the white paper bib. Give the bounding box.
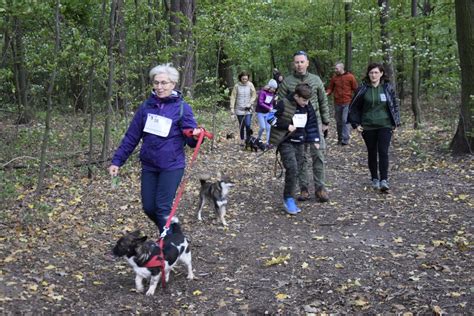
[264,95,274,104]
[143,113,172,137]
[293,113,307,128]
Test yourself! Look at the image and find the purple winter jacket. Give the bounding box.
[111,90,198,171]
[256,89,275,113]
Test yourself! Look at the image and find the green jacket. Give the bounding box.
[269,95,320,146]
[269,98,296,146]
[278,71,330,148]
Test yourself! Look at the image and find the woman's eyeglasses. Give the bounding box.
[152,80,172,86]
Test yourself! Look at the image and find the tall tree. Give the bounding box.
[450,0,474,154]
[36,0,61,194]
[344,0,353,71]
[179,0,196,96]
[116,0,128,114]
[169,0,181,67]
[11,10,30,124]
[101,0,118,163]
[378,0,396,87]
[411,0,422,129]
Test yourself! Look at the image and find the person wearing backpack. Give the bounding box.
[108,63,202,234]
[256,79,278,146]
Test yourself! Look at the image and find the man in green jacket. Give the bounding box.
[278,50,330,202]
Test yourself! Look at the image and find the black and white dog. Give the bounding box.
[245,129,267,152]
[112,218,194,296]
[196,175,234,226]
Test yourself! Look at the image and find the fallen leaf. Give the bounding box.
[264,254,290,266]
[393,237,403,243]
[275,293,288,300]
[335,263,344,269]
[432,240,445,247]
[432,305,443,315]
[353,297,369,307]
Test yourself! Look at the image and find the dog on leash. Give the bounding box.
[196,175,234,226]
[112,218,194,296]
[245,129,267,152]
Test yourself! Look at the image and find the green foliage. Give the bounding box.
[0,170,17,204]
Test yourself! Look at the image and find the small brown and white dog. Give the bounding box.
[196,174,234,226]
[112,218,194,296]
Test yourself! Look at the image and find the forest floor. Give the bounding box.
[0,110,473,314]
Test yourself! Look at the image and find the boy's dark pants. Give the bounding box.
[279,142,305,198]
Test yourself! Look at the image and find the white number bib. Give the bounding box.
[293,113,307,128]
[143,113,172,137]
[264,95,274,104]
[380,93,387,102]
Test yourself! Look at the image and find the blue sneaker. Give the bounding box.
[283,197,301,214]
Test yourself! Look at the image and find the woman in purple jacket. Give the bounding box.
[256,79,278,145]
[108,63,201,234]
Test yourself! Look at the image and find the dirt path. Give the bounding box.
[1,127,472,314]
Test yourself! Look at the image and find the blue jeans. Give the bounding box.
[256,112,270,144]
[141,168,184,233]
[334,104,350,144]
[237,114,252,140]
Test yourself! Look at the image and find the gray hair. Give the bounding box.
[149,63,180,83]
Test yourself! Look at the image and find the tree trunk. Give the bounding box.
[450,0,474,154]
[217,45,233,86]
[270,44,276,70]
[116,0,128,115]
[179,0,196,97]
[169,0,181,67]
[378,0,397,88]
[87,69,95,179]
[217,42,233,108]
[396,50,405,107]
[37,0,61,194]
[411,0,422,129]
[11,15,30,124]
[101,0,117,163]
[344,1,353,71]
[1,14,11,68]
[369,15,375,64]
[420,0,433,93]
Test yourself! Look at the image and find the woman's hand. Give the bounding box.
[314,143,320,149]
[192,128,202,140]
[356,125,364,133]
[288,125,296,132]
[109,165,119,176]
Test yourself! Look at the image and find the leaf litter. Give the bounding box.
[0,114,473,314]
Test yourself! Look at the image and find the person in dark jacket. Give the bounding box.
[268,83,320,214]
[108,63,202,234]
[348,62,401,192]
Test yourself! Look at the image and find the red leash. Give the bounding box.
[144,127,213,288]
[162,127,213,233]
